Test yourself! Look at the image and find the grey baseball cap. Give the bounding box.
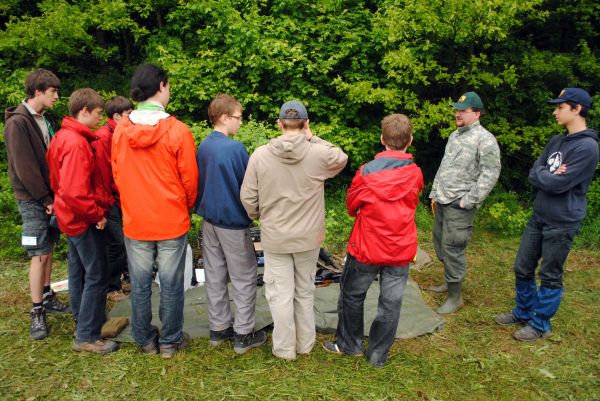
[279,100,308,119]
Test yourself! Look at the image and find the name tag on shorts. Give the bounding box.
[22,236,38,246]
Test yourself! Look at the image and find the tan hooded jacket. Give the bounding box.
[240,133,347,253]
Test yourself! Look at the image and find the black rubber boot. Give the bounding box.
[436,282,464,314]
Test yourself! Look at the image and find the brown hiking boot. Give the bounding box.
[159,332,190,359]
[107,290,129,302]
[74,339,120,355]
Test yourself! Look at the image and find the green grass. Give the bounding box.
[1,228,599,401]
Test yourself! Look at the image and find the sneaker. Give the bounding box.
[74,339,120,354]
[234,330,266,355]
[512,325,551,342]
[159,332,190,359]
[209,327,235,347]
[107,290,129,302]
[30,307,48,340]
[43,291,71,314]
[495,312,525,326]
[121,280,131,293]
[322,341,363,357]
[139,326,159,355]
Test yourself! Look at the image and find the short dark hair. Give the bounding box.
[130,63,168,102]
[381,114,412,151]
[68,88,104,118]
[105,96,134,119]
[566,101,589,118]
[25,69,60,99]
[280,118,307,130]
[208,94,242,125]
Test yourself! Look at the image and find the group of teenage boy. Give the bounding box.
[4,63,598,367]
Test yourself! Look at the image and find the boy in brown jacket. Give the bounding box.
[240,100,347,360]
[4,68,70,340]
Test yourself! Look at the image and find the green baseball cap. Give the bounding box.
[451,91,484,110]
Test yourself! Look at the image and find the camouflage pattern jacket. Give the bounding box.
[430,121,501,209]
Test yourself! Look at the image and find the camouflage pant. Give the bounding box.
[432,200,477,283]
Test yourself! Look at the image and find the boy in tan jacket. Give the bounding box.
[240,100,347,360]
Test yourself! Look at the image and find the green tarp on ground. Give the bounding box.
[109,279,444,342]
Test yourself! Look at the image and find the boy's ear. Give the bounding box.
[380,134,385,146]
[407,135,413,149]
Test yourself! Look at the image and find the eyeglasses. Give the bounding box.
[455,109,476,114]
[229,114,243,121]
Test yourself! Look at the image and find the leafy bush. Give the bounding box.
[575,177,600,248]
[477,190,532,237]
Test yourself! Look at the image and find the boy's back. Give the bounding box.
[347,150,423,266]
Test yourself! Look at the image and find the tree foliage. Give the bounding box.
[0,0,598,255]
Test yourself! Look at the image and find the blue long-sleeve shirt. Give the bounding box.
[195,131,252,229]
[529,128,598,226]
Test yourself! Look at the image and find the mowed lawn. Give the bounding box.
[1,229,599,401]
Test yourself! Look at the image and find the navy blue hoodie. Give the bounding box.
[195,131,252,229]
[529,128,599,226]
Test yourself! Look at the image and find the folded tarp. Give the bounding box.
[110,278,444,342]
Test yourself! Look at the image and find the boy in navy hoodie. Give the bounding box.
[496,88,599,341]
[195,94,266,354]
[323,114,423,367]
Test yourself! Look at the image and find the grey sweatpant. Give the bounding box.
[202,221,258,335]
[432,201,478,283]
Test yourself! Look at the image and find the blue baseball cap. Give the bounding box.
[548,88,592,108]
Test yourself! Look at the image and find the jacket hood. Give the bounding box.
[360,152,421,202]
[564,128,598,142]
[60,116,97,142]
[267,133,310,164]
[5,104,29,122]
[120,113,175,149]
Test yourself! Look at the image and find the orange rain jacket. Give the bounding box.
[111,112,198,240]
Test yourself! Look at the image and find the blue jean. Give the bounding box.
[67,227,108,343]
[105,204,128,292]
[512,214,579,333]
[336,254,409,367]
[125,234,187,346]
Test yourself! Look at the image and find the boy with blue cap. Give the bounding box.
[496,88,599,341]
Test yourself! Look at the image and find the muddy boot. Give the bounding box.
[427,282,448,293]
[436,282,464,314]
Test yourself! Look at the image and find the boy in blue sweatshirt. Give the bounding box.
[195,94,266,354]
[496,88,599,341]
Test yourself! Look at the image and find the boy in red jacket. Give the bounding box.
[323,114,423,368]
[47,88,119,354]
[93,96,133,302]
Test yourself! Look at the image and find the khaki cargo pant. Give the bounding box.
[263,248,319,360]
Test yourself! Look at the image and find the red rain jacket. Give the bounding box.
[93,118,120,205]
[346,150,423,266]
[47,117,111,236]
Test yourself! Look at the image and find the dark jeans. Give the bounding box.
[432,200,477,283]
[336,254,409,367]
[512,214,579,333]
[67,227,108,343]
[125,234,187,346]
[106,204,128,292]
